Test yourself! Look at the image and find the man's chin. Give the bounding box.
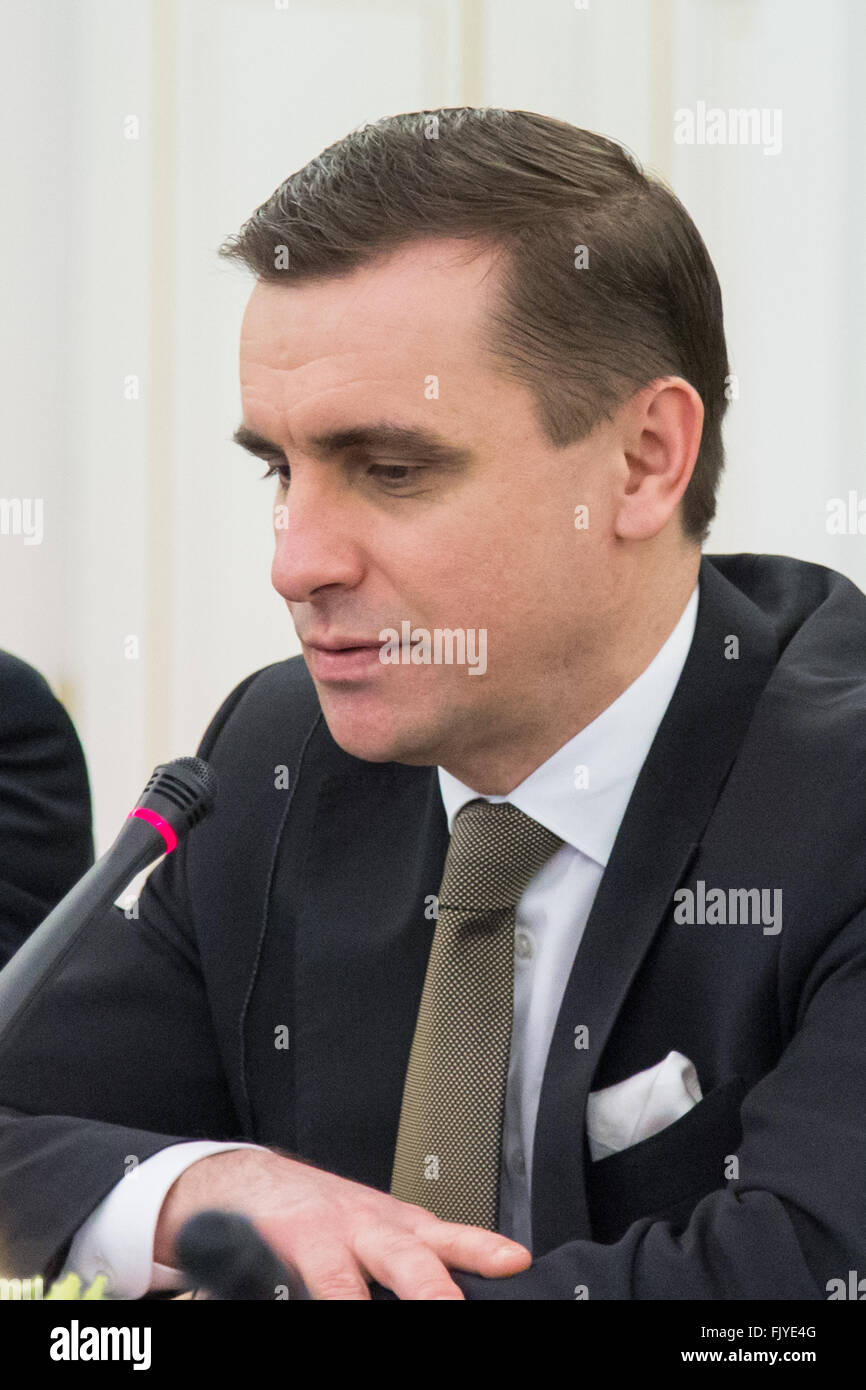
[317,702,440,767]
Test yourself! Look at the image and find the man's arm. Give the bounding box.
[451,903,866,1299]
[0,671,262,1281]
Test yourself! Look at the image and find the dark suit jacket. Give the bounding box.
[0,651,94,967]
[0,554,864,1299]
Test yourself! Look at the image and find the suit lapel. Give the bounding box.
[530,558,780,1255]
[243,730,448,1187]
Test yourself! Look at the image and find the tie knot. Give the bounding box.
[439,799,564,915]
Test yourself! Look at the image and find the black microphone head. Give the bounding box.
[175,1210,247,1285]
[175,1209,305,1300]
[133,756,218,836]
[170,756,219,800]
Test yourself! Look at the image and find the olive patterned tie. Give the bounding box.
[390,798,564,1228]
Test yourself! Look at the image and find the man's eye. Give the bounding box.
[260,461,290,488]
[258,459,426,492]
[367,463,427,488]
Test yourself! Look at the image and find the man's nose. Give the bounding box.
[269,477,364,603]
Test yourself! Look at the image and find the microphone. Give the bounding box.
[0,756,217,1045]
[175,1210,311,1300]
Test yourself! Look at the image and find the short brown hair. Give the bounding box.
[219,107,730,542]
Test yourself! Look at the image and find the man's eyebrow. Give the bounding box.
[232,422,474,467]
[233,424,285,456]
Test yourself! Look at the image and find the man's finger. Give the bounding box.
[405,1215,532,1276]
[278,1234,371,1300]
[352,1225,465,1300]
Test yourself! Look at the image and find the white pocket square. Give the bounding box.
[586,1049,703,1161]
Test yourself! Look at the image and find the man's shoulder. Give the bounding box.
[705,551,866,707]
[0,651,92,797]
[705,551,866,643]
[707,553,866,826]
[198,654,324,762]
[0,649,75,736]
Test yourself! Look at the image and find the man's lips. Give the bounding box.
[302,636,382,652]
[301,636,383,681]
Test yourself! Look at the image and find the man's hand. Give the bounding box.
[155,1148,531,1300]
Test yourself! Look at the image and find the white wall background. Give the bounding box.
[2,0,864,852]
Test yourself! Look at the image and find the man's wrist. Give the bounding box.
[153,1146,276,1265]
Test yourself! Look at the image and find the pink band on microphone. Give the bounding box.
[128,806,178,853]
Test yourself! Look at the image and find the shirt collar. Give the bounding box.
[437,581,699,868]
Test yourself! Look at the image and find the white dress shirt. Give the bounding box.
[64,582,699,1296]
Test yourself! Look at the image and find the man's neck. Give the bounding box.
[440,554,701,796]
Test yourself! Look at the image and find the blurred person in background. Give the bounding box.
[0,649,94,966]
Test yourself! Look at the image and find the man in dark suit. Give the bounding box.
[0,650,93,967]
[1,108,864,1299]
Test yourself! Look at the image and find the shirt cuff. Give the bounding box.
[62,1140,268,1299]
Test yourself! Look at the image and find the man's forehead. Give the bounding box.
[240,237,504,360]
[235,237,535,453]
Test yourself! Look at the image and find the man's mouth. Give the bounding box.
[303,635,381,652]
[301,636,383,682]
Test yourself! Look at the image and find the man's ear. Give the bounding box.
[614,378,704,542]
